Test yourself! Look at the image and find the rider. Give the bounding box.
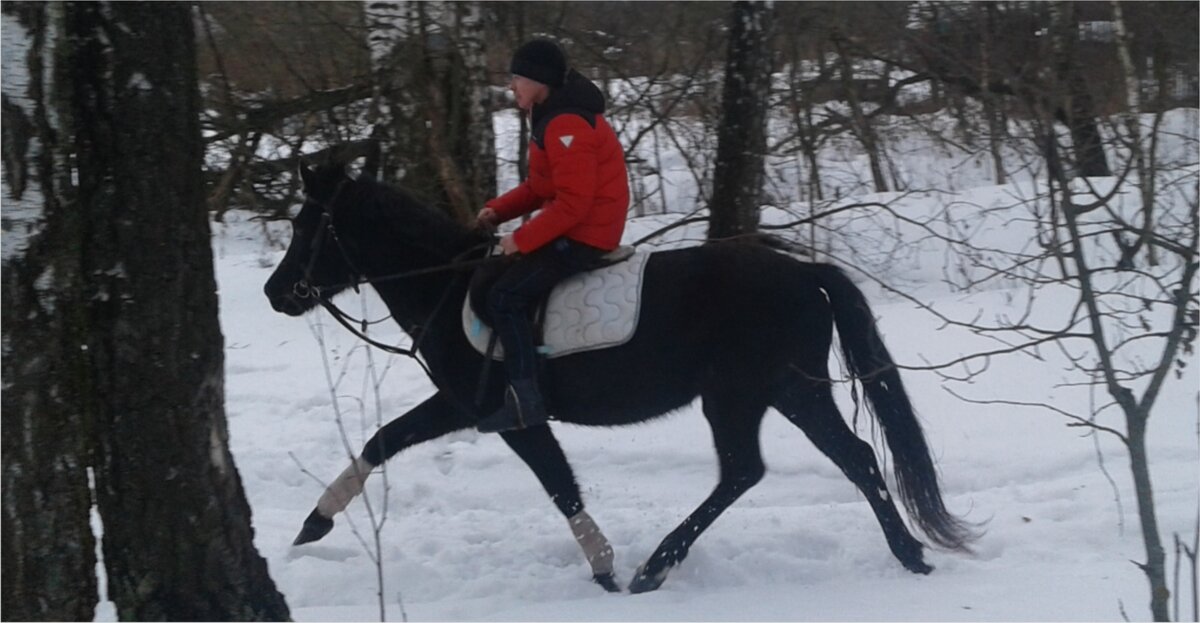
[473,39,631,433]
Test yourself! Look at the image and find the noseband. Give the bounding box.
[295,179,360,301]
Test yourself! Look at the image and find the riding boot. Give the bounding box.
[477,378,549,433]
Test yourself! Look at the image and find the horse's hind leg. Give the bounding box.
[774,375,932,574]
[501,426,620,592]
[293,391,473,545]
[628,395,768,593]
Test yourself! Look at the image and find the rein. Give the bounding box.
[314,241,494,378]
[303,249,497,297]
[294,182,499,381]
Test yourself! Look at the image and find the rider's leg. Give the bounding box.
[478,238,604,433]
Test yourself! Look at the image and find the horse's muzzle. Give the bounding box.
[265,283,311,317]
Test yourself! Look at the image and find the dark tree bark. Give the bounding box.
[2,3,98,619]
[978,1,1008,185]
[834,36,889,193]
[62,4,290,619]
[708,0,773,240]
[3,3,290,620]
[1050,2,1111,178]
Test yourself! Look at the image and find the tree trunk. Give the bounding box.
[834,38,888,193]
[1058,184,1181,623]
[1127,413,1171,621]
[1,4,98,620]
[511,3,530,180]
[368,0,495,221]
[979,2,1007,185]
[1050,1,1111,178]
[708,0,772,240]
[453,1,497,207]
[1059,97,1111,178]
[1111,0,1157,266]
[63,4,290,619]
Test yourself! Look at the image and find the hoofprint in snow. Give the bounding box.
[191,175,1199,622]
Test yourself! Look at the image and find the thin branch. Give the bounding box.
[941,387,1129,443]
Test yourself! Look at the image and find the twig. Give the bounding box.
[940,387,1129,442]
[1174,532,1183,622]
[1090,371,1125,535]
[305,312,396,621]
[1185,510,1200,622]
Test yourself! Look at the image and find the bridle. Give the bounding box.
[294,177,359,302]
[291,179,498,380]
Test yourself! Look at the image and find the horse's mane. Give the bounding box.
[349,174,479,252]
[355,175,455,227]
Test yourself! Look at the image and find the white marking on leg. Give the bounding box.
[316,457,373,517]
[568,510,615,576]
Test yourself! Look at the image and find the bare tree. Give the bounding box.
[928,105,1197,623]
[1047,134,1193,622]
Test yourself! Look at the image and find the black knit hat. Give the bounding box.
[510,39,567,88]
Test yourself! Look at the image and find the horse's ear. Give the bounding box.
[298,161,318,192]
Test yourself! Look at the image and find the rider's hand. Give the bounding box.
[473,207,500,231]
[499,234,520,255]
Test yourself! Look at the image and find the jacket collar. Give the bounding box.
[531,69,606,134]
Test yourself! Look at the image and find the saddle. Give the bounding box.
[463,246,650,360]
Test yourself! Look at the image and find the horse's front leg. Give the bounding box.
[293,391,473,545]
[500,426,620,593]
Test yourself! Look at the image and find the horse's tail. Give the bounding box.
[810,263,978,552]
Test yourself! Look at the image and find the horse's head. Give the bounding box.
[264,163,360,316]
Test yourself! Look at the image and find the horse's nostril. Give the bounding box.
[267,292,307,316]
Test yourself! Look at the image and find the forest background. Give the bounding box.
[2,2,1197,621]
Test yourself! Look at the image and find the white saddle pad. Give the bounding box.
[462,250,651,360]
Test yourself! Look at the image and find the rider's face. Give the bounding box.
[510,75,548,113]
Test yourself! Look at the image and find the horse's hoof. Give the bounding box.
[627,565,667,594]
[293,509,334,545]
[593,572,621,593]
[905,559,934,575]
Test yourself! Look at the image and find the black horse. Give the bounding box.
[264,163,977,594]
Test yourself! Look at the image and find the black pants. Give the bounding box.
[487,237,606,382]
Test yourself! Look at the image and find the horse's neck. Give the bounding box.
[357,231,473,338]
[345,185,477,338]
[369,272,464,338]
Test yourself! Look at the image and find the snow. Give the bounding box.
[1,13,34,116]
[189,201,1197,621]
[125,72,152,91]
[93,104,1199,620]
[1,11,49,262]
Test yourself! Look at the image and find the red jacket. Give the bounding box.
[486,72,630,253]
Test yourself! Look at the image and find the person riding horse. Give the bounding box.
[473,39,631,433]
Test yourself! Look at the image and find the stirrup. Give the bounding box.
[477,381,548,433]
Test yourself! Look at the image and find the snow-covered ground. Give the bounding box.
[104,108,1200,621]
[207,210,1196,622]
